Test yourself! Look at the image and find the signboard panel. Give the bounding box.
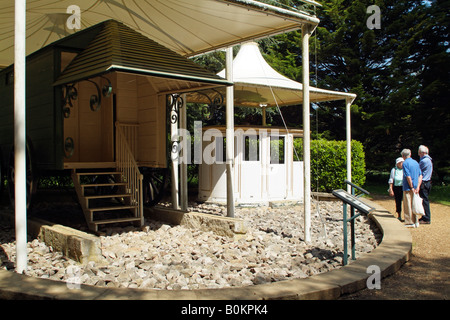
[332,189,374,215]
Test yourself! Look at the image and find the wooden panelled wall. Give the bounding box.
[64,71,166,168]
[116,73,166,168]
[63,75,114,163]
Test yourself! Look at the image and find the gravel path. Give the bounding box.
[340,196,450,300]
[1,200,381,290]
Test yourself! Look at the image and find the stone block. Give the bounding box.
[145,207,247,239]
[39,224,102,264]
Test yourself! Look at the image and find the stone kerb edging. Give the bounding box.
[0,199,412,300]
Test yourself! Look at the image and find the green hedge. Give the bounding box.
[294,139,366,192]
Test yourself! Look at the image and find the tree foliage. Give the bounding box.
[261,0,449,180]
[191,0,449,181]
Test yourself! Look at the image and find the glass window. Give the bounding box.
[244,135,260,161]
[270,136,285,164]
[293,137,303,161]
[215,137,225,164]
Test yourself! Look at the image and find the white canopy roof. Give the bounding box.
[222,41,356,107]
[0,0,320,67]
[189,41,356,107]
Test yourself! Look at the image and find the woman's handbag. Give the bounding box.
[412,193,425,216]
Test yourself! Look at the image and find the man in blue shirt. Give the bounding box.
[418,145,433,224]
[401,149,423,228]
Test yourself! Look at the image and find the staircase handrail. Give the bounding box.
[115,122,143,225]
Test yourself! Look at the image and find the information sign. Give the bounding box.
[332,189,374,215]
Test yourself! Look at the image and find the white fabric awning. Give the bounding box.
[188,41,356,107]
[0,0,320,67]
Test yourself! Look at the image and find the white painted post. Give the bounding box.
[346,97,352,193]
[226,47,235,218]
[302,24,312,243]
[14,0,27,274]
[170,98,180,210]
[180,94,188,211]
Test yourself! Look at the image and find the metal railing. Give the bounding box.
[115,122,143,224]
[332,181,373,266]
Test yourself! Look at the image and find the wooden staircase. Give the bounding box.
[71,170,143,232]
[71,123,144,233]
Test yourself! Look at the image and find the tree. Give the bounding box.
[408,0,450,181]
[259,0,449,180]
[191,0,450,180]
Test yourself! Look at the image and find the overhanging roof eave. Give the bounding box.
[108,65,233,86]
[53,65,233,87]
[219,0,320,25]
[234,82,357,101]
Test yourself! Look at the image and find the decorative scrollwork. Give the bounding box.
[64,137,75,159]
[100,76,113,98]
[167,94,184,124]
[171,141,180,160]
[85,80,102,112]
[62,77,113,116]
[62,84,78,118]
[86,76,113,111]
[195,89,224,122]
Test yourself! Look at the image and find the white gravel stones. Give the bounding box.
[0,200,381,290]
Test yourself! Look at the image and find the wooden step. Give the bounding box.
[92,217,142,226]
[84,194,132,200]
[88,205,138,213]
[76,171,121,177]
[81,182,127,188]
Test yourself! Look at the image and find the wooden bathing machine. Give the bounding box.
[0,20,230,231]
[198,125,304,206]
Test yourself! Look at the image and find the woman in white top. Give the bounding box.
[388,157,405,221]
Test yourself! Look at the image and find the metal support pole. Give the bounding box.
[14,0,27,274]
[343,203,348,266]
[170,96,180,210]
[225,47,235,218]
[179,94,188,211]
[351,206,356,261]
[350,186,356,261]
[302,24,312,243]
[346,97,352,194]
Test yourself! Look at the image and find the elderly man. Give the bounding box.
[401,149,423,228]
[418,145,433,224]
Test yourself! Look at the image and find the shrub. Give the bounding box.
[293,139,366,192]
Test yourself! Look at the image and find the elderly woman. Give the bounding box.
[388,157,404,221]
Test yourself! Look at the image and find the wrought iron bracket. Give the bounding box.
[62,76,113,117]
[195,89,224,122]
[62,84,78,118]
[167,94,184,161]
[167,94,184,125]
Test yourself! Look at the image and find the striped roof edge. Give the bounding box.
[54,20,231,87]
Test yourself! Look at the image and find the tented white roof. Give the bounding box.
[189,42,356,107]
[0,0,320,67]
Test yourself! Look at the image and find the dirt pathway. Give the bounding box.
[340,195,450,300]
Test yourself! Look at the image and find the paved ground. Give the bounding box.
[340,195,450,300]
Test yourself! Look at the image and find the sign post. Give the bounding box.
[332,182,374,266]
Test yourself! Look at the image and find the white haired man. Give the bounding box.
[401,149,423,228]
[418,145,433,224]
